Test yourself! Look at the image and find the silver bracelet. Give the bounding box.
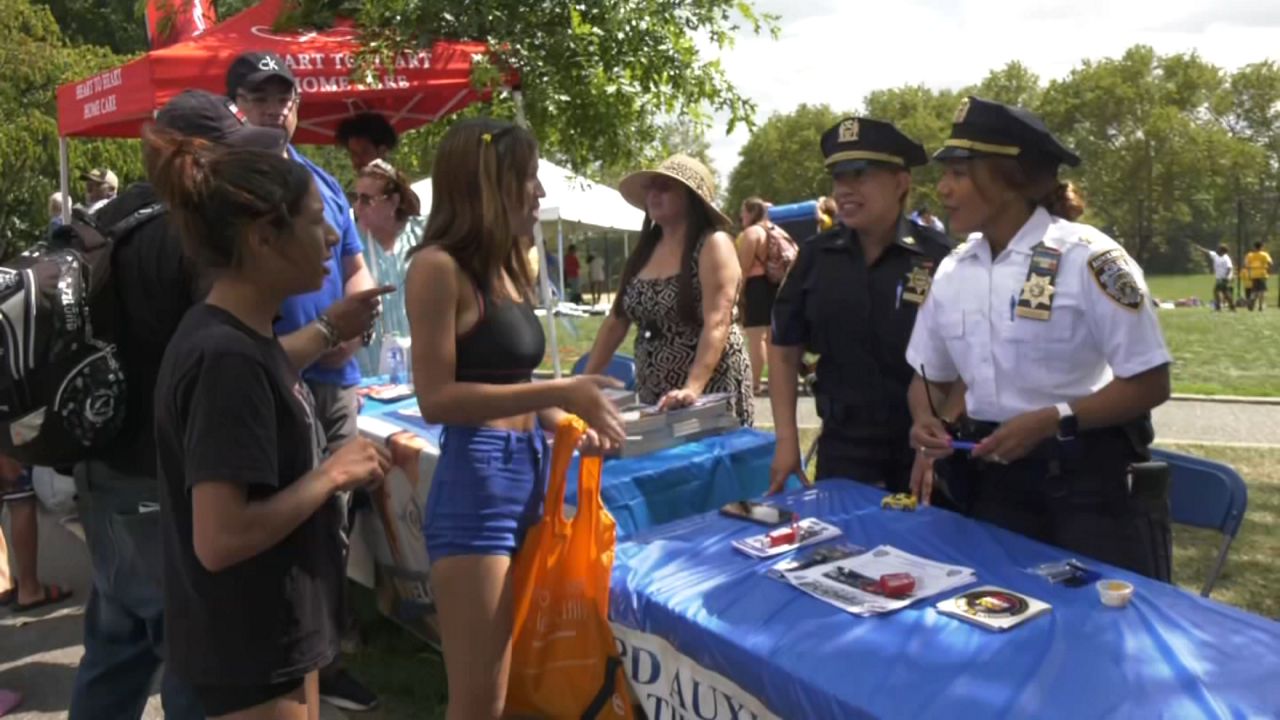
[315,314,341,350]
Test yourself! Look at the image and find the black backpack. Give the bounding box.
[0,203,164,466]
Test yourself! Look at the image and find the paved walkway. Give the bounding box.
[753,396,1280,447]
[0,513,350,720]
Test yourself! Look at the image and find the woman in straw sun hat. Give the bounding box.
[584,154,753,426]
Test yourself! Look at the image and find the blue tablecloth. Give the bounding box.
[610,480,1280,719]
[566,429,779,540]
[358,396,778,540]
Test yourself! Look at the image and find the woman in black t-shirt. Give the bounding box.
[146,129,391,719]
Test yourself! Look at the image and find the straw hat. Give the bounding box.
[619,154,732,229]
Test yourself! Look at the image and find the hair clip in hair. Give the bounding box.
[481,133,493,144]
[366,158,397,177]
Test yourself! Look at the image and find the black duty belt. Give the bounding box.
[958,417,1149,463]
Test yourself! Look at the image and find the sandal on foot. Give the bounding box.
[12,583,73,613]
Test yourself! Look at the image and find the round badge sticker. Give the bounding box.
[956,589,1030,619]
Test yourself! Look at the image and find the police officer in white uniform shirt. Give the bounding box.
[906,96,1174,580]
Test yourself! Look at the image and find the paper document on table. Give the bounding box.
[731,518,843,559]
[781,545,977,616]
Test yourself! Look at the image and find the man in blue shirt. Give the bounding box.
[227,51,382,713]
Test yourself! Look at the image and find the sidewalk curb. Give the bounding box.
[1170,394,1280,406]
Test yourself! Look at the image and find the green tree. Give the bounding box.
[283,0,777,173]
[36,0,257,55]
[1037,46,1256,267]
[0,0,139,255]
[862,85,963,216]
[725,103,846,216]
[974,61,1042,108]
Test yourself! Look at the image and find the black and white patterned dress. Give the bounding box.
[621,236,754,427]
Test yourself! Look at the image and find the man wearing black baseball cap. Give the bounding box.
[226,51,382,713]
[70,90,386,719]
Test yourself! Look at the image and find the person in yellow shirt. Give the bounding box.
[1244,241,1273,312]
[817,196,838,231]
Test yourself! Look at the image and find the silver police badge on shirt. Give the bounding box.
[1016,243,1061,320]
[1088,249,1144,310]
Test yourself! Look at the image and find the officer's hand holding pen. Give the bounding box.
[971,407,1059,464]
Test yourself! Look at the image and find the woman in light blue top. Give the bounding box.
[352,159,425,377]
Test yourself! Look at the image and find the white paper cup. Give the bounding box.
[1097,579,1135,608]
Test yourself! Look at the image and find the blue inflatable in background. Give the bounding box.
[768,200,822,243]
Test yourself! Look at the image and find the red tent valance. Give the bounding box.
[57,0,507,144]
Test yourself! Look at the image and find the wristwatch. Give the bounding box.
[315,314,342,351]
[1055,402,1078,441]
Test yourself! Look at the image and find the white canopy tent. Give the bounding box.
[409,158,642,233]
[409,158,644,375]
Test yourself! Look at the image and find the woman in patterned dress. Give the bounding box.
[584,155,754,426]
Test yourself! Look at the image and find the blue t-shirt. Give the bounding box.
[276,146,364,387]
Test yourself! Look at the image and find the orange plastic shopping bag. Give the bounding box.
[505,416,635,719]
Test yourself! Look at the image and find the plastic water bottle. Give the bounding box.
[387,341,406,385]
[396,335,413,386]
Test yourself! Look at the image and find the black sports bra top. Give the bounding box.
[455,289,545,384]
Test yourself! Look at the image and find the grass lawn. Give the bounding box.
[539,274,1280,396]
[1147,274,1280,396]
[348,432,1278,716]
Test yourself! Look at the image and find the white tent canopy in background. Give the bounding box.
[409,158,644,233]
[408,159,643,376]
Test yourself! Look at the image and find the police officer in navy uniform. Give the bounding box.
[907,97,1173,580]
[768,118,952,495]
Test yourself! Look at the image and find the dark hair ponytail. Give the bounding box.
[143,126,313,270]
[1040,180,1085,221]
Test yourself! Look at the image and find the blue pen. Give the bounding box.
[1009,293,1015,321]
[895,281,903,310]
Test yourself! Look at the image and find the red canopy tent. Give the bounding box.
[56,0,498,143]
[52,0,580,374]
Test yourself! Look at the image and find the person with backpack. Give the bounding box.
[735,196,795,395]
[60,90,388,720]
[767,117,951,496]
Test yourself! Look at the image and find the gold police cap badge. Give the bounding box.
[838,118,860,143]
[954,98,970,124]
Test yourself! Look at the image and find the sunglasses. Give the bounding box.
[354,192,391,206]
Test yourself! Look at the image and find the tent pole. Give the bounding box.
[533,224,561,377]
[512,89,562,377]
[557,219,565,302]
[59,137,72,223]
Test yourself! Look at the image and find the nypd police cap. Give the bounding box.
[934,95,1080,167]
[821,117,928,175]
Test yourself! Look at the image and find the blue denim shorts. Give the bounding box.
[423,423,549,561]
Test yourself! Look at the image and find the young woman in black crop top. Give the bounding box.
[402,118,626,720]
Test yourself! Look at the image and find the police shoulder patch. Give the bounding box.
[1087,248,1144,310]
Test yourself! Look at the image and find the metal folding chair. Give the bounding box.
[1151,448,1249,597]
